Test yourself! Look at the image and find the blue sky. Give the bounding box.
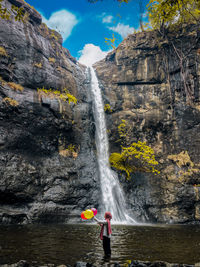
[25,0,149,65]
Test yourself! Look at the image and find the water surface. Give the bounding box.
[0,224,200,266]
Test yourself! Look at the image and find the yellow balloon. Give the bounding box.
[84,209,94,219]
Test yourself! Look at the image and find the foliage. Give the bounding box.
[0,46,8,57]
[67,92,78,105]
[167,151,194,168]
[109,141,160,179]
[147,0,200,32]
[104,104,113,113]
[0,0,26,22]
[37,87,77,105]
[88,0,129,3]
[59,144,78,158]
[50,31,59,41]
[49,57,56,63]
[3,97,19,106]
[119,0,129,3]
[105,33,117,49]
[118,119,127,140]
[0,76,6,85]
[167,151,200,182]
[21,0,39,14]
[123,260,132,267]
[34,62,42,68]
[0,77,24,94]
[7,82,24,92]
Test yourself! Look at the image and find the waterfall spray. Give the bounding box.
[90,67,136,224]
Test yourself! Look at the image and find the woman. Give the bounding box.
[94,212,112,257]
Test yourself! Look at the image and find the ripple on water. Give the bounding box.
[0,224,200,266]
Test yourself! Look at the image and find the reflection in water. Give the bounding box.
[0,224,200,266]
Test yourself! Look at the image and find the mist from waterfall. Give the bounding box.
[90,67,136,224]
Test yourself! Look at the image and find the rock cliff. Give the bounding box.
[0,0,99,224]
[1,0,200,225]
[94,24,200,223]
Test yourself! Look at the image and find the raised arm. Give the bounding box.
[94,216,107,225]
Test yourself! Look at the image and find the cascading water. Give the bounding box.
[90,67,136,224]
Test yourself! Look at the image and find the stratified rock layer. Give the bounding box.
[94,25,200,223]
[0,0,99,224]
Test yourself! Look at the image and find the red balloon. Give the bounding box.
[91,208,97,216]
[81,212,87,220]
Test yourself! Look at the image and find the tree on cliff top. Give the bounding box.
[88,0,200,33]
[88,0,130,3]
[147,0,200,34]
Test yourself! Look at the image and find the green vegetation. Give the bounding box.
[0,77,24,93]
[109,120,160,179]
[21,0,39,14]
[167,151,200,182]
[104,104,113,113]
[48,57,56,63]
[105,33,117,49]
[167,151,194,168]
[0,0,26,22]
[89,0,200,41]
[148,0,200,32]
[59,144,78,158]
[7,82,24,92]
[3,97,19,106]
[34,62,42,68]
[123,260,132,267]
[0,46,8,57]
[118,119,127,140]
[37,87,77,105]
[109,141,160,179]
[50,30,59,41]
[0,76,6,85]
[88,0,129,3]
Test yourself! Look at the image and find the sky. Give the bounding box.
[25,0,149,65]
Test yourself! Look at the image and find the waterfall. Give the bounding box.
[90,67,136,224]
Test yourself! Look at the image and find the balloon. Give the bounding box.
[91,208,97,216]
[81,212,87,220]
[84,209,94,219]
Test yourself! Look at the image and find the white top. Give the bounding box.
[94,217,111,238]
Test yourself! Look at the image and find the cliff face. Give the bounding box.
[1,0,200,225]
[94,25,200,223]
[0,0,99,224]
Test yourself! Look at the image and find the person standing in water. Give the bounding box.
[94,212,112,257]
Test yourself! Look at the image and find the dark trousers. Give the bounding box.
[103,236,111,256]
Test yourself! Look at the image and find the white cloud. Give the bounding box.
[41,10,78,41]
[102,15,113,24]
[78,44,109,67]
[108,23,134,39]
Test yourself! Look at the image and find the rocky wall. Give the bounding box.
[0,0,99,224]
[94,24,200,223]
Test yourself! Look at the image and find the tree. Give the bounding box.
[147,0,200,34]
[88,0,130,3]
[105,33,117,49]
[109,141,160,179]
[109,120,160,179]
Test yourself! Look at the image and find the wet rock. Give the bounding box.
[0,261,198,267]
[127,261,194,267]
[74,263,95,267]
